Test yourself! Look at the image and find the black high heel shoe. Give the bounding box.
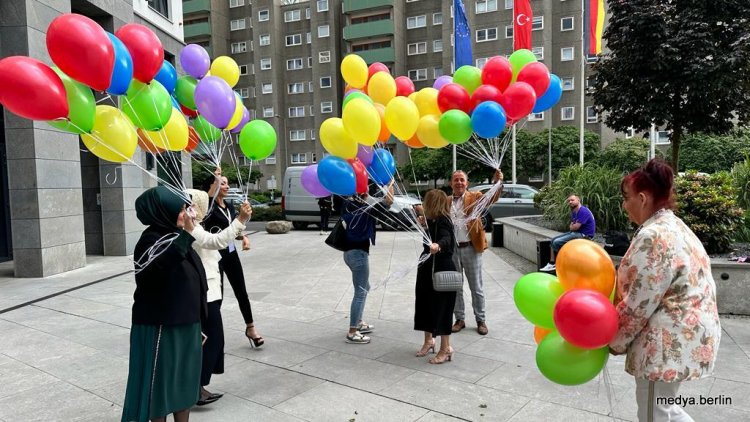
[245,324,264,348]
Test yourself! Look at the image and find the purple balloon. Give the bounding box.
[433,75,453,91]
[344,89,363,98]
[230,107,250,134]
[357,145,375,166]
[195,76,237,129]
[301,165,332,197]
[180,44,210,79]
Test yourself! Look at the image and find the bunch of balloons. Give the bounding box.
[513,239,618,386]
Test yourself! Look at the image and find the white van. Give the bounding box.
[282,166,322,229]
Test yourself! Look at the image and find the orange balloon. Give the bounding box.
[555,239,616,297]
[374,103,390,142]
[534,326,552,344]
[403,133,425,148]
[137,129,166,154]
[185,126,200,152]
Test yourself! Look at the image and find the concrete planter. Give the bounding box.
[497,216,750,316]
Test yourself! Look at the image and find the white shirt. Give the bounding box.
[190,219,245,302]
[451,194,470,243]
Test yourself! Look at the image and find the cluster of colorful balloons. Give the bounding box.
[513,239,618,386]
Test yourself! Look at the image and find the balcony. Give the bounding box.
[183,0,211,15]
[355,47,395,64]
[344,19,394,41]
[343,0,393,14]
[184,22,211,39]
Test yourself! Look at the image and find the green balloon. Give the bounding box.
[342,91,373,110]
[193,116,221,143]
[47,67,95,134]
[509,49,538,80]
[239,120,277,160]
[513,272,564,329]
[175,76,198,110]
[452,65,482,95]
[439,110,473,144]
[536,332,609,386]
[120,80,171,131]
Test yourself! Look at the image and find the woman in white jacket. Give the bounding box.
[185,189,251,406]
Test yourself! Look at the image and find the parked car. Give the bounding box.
[469,183,541,230]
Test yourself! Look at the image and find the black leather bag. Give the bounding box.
[604,231,630,256]
[324,219,348,251]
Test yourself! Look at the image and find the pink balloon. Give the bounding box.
[499,82,536,120]
[348,159,369,194]
[357,145,375,166]
[395,76,415,97]
[301,165,332,198]
[368,62,390,79]
[553,289,619,350]
[516,62,551,98]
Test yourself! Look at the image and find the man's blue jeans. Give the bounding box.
[344,249,370,328]
[551,231,586,260]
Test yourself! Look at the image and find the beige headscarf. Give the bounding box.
[186,189,209,221]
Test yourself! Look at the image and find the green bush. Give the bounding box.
[672,130,750,173]
[731,156,750,209]
[675,172,744,254]
[736,210,750,243]
[251,205,282,222]
[595,137,658,173]
[539,164,630,232]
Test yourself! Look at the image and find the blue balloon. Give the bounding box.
[106,33,133,96]
[317,156,356,195]
[155,61,178,94]
[170,95,180,110]
[367,149,395,185]
[532,74,563,113]
[471,101,507,139]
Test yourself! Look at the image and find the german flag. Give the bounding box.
[584,0,605,59]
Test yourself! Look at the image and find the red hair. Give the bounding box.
[621,159,676,209]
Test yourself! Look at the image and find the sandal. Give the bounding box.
[415,340,435,357]
[246,324,264,348]
[429,347,453,364]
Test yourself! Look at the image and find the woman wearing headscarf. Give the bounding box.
[122,187,206,422]
[610,159,721,422]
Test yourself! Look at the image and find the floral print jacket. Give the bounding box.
[609,209,721,382]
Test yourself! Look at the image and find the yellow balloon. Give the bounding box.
[408,92,418,103]
[81,105,137,163]
[384,96,420,141]
[319,117,357,158]
[210,56,240,87]
[367,72,396,106]
[342,98,380,146]
[340,54,368,89]
[143,108,189,151]
[416,115,449,148]
[226,100,244,131]
[415,88,441,117]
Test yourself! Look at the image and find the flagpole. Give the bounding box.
[579,0,586,165]
[512,124,517,184]
[548,116,553,186]
[452,1,458,173]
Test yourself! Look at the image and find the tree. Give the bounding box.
[591,0,750,171]
[399,148,453,188]
[595,137,652,173]
[670,132,750,173]
[516,126,600,179]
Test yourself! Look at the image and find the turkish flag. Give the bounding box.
[513,0,533,51]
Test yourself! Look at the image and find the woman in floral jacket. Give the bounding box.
[610,159,720,422]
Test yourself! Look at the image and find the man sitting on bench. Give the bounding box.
[540,194,596,272]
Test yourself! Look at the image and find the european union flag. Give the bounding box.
[453,0,473,68]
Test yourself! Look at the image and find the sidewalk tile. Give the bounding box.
[0,381,120,421]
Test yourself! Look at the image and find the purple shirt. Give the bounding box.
[572,205,596,238]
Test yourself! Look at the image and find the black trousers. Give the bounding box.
[201,300,224,386]
[219,249,254,324]
[320,211,330,230]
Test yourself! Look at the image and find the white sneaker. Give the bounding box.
[320,230,325,235]
[540,263,556,272]
[346,331,371,344]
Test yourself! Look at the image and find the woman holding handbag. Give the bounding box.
[414,189,458,364]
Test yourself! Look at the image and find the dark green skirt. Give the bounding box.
[121,323,202,422]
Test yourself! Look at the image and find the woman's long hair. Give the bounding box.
[423,189,451,220]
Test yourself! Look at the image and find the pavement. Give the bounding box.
[0,228,748,421]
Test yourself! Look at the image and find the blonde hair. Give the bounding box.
[423,189,450,220]
[186,189,209,221]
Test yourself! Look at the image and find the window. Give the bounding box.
[505,25,513,38]
[318,25,330,38]
[291,153,307,164]
[476,0,497,14]
[286,34,302,46]
[262,83,273,94]
[310,130,316,140]
[231,42,247,53]
[532,47,544,60]
[290,130,306,141]
[319,51,331,63]
[306,32,312,44]
[561,107,574,121]
[147,0,170,18]
[309,105,315,116]
[249,86,256,97]
[287,58,304,70]
[289,106,305,118]
[407,15,426,29]
[288,82,304,94]
[529,112,544,121]
[408,68,427,81]
[476,28,497,42]
[504,0,513,9]
[320,76,332,88]
[586,106,598,123]
[624,127,636,139]
[250,64,255,74]
[239,65,248,75]
[236,87,249,98]
[284,9,301,22]
[532,16,543,30]
[433,40,443,52]
[433,67,444,79]
[656,131,671,145]
[351,13,390,25]
[258,9,269,21]
[561,17,574,31]
[476,57,489,68]
[407,42,427,55]
[308,81,313,92]
[263,107,274,118]
[308,56,313,67]
[305,7,310,19]
[311,153,317,163]
[561,47,574,61]
[265,154,276,165]
[561,77,574,90]
[259,34,270,46]
[433,13,442,25]
[317,0,328,12]
[230,19,246,31]
[260,58,271,70]
[321,101,333,114]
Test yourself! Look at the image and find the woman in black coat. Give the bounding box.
[414,189,457,364]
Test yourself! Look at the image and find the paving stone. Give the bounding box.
[507,400,617,421]
[0,381,121,421]
[191,393,304,422]
[0,355,60,399]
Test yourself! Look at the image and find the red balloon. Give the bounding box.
[395,76,415,97]
[46,13,114,91]
[469,84,503,113]
[368,62,390,80]
[517,62,551,98]
[0,57,68,121]
[185,126,201,152]
[437,83,471,113]
[481,56,513,93]
[181,104,198,118]
[348,159,369,194]
[553,289,619,350]
[499,82,536,120]
[115,24,164,83]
